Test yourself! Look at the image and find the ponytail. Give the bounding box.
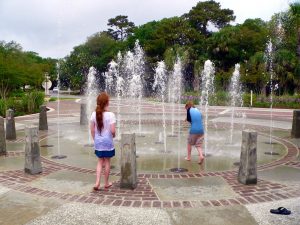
[96,92,109,133]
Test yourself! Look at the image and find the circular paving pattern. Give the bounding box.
[1,123,299,209]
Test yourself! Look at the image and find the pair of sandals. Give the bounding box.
[93,183,113,191]
[270,207,291,215]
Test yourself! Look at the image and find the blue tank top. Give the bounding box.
[188,108,204,134]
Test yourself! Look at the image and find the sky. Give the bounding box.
[0,0,291,59]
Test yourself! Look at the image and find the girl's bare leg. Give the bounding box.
[196,145,204,164]
[95,158,104,188]
[104,158,112,188]
[185,143,192,161]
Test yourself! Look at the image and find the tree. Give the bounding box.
[185,0,235,36]
[208,19,268,70]
[0,41,51,98]
[273,2,300,93]
[59,45,91,91]
[107,15,135,41]
[289,2,300,58]
[60,32,121,92]
[241,52,267,94]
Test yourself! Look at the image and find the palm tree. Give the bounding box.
[290,2,300,58]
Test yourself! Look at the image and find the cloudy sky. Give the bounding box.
[0,0,290,59]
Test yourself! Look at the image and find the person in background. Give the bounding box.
[90,92,116,190]
[185,101,205,164]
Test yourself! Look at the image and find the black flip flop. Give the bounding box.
[270,207,291,215]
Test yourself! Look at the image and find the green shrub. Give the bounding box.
[0,90,45,117]
[243,93,257,107]
[247,94,300,109]
[21,91,45,113]
[4,97,24,116]
[10,90,25,98]
[49,97,57,102]
[212,91,229,106]
[253,101,271,108]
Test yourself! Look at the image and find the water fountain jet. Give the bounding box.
[153,61,168,152]
[264,40,279,155]
[51,63,67,159]
[200,60,215,157]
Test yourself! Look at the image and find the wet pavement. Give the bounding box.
[0,97,299,225]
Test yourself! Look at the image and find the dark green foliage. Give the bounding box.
[0,91,45,117]
[107,15,136,41]
[184,0,235,36]
[2,0,300,106]
[0,41,56,99]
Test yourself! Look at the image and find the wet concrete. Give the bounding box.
[0,100,298,225]
[149,177,238,201]
[258,166,300,186]
[290,138,300,161]
[0,157,24,171]
[35,123,287,173]
[30,170,120,194]
[6,142,25,151]
[0,189,63,225]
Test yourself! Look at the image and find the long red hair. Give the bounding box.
[96,92,109,133]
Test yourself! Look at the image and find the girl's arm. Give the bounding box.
[90,121,95,140]
[186,108,191,123]
[110,123,116,138]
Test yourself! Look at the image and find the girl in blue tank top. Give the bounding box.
[185,101,205,164]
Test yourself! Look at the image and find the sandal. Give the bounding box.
[93,186,100,191]
[270,207,291,215]
[104,183,113,189]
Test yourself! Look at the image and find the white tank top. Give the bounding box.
[90,111,116,151]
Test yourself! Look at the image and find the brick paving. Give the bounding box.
[1,136,299,209]
[0,100,299,208]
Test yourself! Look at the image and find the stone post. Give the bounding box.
[291,110,300,138]
[39,105,48,131]
[6,109,16,140]
[0,117,6,155]
[238,130,257,185]
[120,133,137,189]
[80,103,88,125]
[24,126,42,174]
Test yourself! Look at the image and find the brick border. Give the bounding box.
[0,119,299,208]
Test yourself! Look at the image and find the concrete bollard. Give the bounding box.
[291,110,300,138]
[238,130,257,185]
[39,105,48,130]
[24,126,42,174]
[5,109,16,140]
[120,133,137,189]
[0,117,6,155]
[80,103,88,125]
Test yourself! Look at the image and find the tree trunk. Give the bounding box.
[0,81,9,100]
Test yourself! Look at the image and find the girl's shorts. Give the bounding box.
[188,134,204,147]
[95,149,115,158]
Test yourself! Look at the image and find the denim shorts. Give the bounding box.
[95,149,115,158]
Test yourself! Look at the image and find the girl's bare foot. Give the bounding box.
[198,157,204,164]
[184,157,191,161]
